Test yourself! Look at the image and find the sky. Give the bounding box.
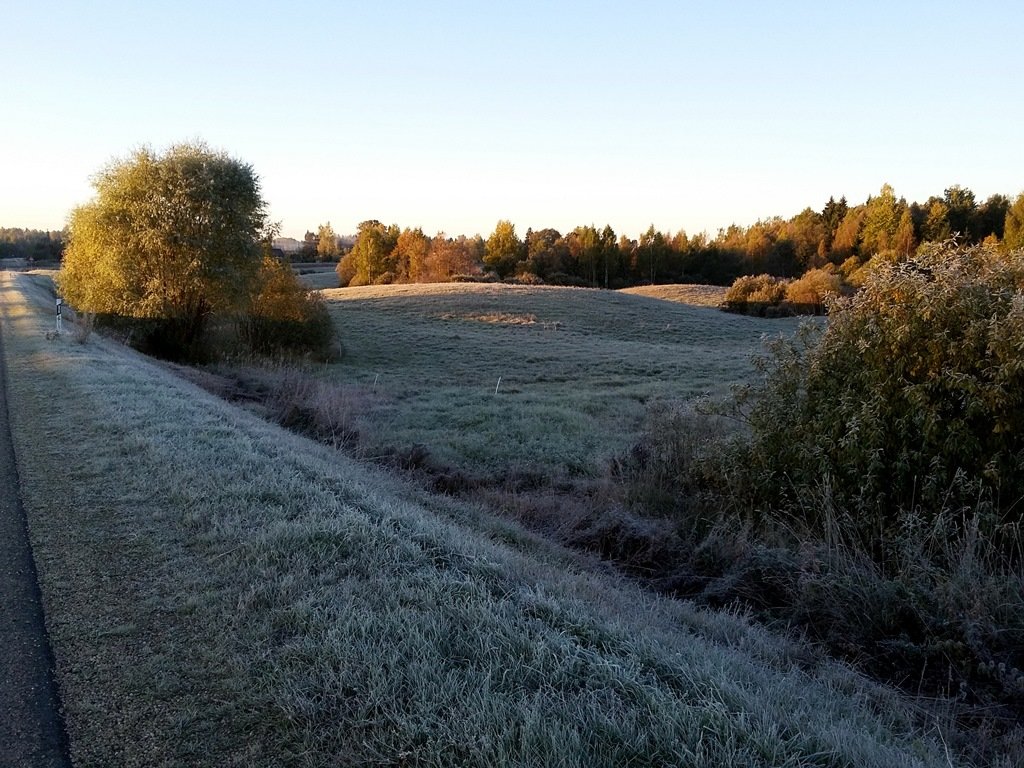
[2,0,1022,240]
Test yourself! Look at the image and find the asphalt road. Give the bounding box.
[0,308,71,766]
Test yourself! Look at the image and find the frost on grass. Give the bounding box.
[0,271,966,767]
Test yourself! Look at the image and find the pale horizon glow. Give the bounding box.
[3,1,1022,241]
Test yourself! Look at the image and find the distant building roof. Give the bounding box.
[272,237,302,252]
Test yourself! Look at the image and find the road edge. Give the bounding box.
[0,272,72,767]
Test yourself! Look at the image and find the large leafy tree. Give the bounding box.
[484,220,524,277]
[638,225,671,283]
[394,227,431,282]
[943,184,977,239]
[316,222,340,261]
[566,225,601,286]
[830,206,866,260]
[347,220,400,285]
[59,142,267,353]
[780,208,826,270]
[525,227,568,279]
[860,183,901,256]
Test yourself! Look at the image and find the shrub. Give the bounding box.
[784,266,843,312]
[451,273,498,283]
[731,242,1024,528]
[507,272,545,285]
[238,257,336,358]
[618,244,1024,756]
[546,272,592,287]
[724,274,786,313]
[335,253,357,287]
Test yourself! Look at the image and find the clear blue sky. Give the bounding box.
[2,0,1022,240]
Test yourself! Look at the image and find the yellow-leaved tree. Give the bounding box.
[59,142,267,358]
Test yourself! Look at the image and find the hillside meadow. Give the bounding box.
[0,270,970,766]
[619,283,729,308]
[302,282,801,484]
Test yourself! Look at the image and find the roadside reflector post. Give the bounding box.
[55,299,63,334]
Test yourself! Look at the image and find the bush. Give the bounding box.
[336,253,357,287]
[618,243,1024,758]
[238,257,337,358]
[719,242,1024,543]
[724,274,786,314]
[507,272,545,285]
[451,273,499,283]
[784,266,843,312]
[546,272,592,287]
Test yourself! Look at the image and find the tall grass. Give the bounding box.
[0,270,965,766]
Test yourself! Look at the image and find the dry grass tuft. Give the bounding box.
[439,311,538,325]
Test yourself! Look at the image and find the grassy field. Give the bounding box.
[0,270,967,766]
[314,283,800,483]
[619,283,729,308]
[295,264,339,291]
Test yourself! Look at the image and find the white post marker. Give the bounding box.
[55,298,63,334]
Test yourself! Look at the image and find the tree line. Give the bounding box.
[0,227,64,261]
[320,184,1024,288]
[11,181,1024,288]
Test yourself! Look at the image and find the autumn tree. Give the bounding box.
[860,184,901,256]
[484,220,524,278]
[1004,194,1024,250]
[638,225,673,283]
[566,225,601,286]
[59,142,267,358]
[317,222,340,261]
[919,198,951,242]
[347,220,400,285]
[781,208,826,270]
[830,206,866,261]
[238,253,335,357]
[892,208,916,256]
[424,233,483,281]
[599,225,618,287]
[394,227,431,282]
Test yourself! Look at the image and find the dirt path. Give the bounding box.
[0,305,71,766]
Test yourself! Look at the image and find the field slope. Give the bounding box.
[619,283,729,307]
[0,272,957,767]
[319,283,800,482]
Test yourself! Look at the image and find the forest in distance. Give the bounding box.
[315,183,1024,289]
[6,182,1024,289]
